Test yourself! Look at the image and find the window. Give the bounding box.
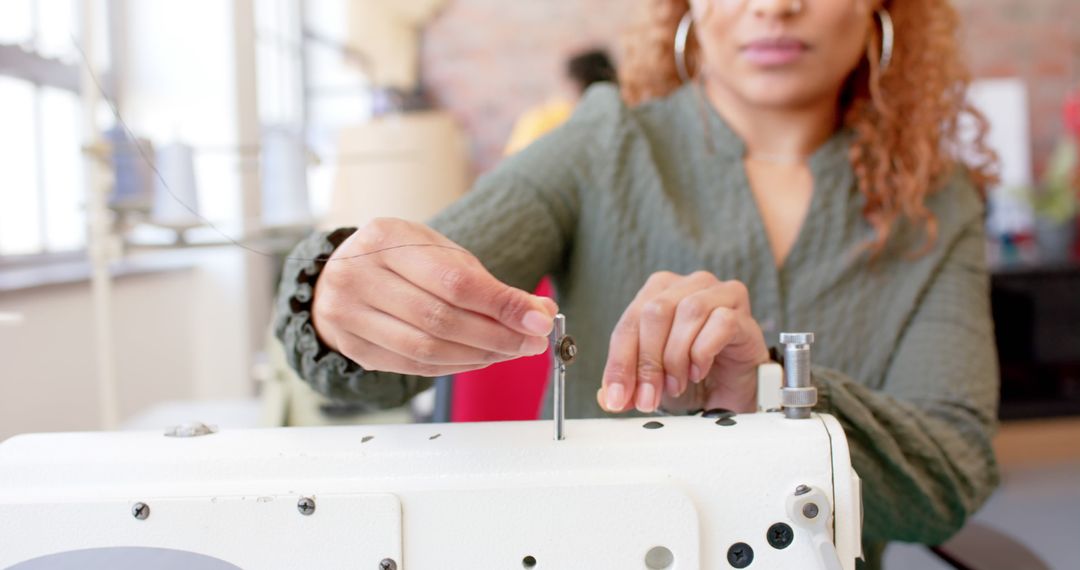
[256,0,304,127]
[255,0,375,218]
[0,0,103,258]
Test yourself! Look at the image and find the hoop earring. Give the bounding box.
[875,9,894,74]
[674,10,694,83]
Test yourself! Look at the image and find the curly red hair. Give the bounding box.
[620,0,998,252]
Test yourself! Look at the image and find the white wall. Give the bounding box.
[0,248,259,441]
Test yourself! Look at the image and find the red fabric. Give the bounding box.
[450,278,554,422]
[1064,89,1080,139]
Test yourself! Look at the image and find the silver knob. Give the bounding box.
[780,332,817,419]
[779,332,815,346]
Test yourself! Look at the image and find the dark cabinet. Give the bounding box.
[992,264,1080,419]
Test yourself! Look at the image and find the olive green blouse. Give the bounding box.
[275,83,999,568]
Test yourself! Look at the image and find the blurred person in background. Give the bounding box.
[504,48,618,156]
[275,1,1000,567]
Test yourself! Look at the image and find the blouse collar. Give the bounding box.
[671,80,854,172]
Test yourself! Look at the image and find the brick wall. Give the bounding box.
[955,0,1079,175]
[420,0,634,176]
[421,0,1079,178]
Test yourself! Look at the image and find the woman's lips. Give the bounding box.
[740,37,809,66]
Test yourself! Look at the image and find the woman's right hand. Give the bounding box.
[312,218,558,377]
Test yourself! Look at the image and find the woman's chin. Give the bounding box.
[733,78,834,110]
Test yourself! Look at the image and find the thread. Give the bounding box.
[71,35,469,264]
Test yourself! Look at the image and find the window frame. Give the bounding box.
[0,9,95,261]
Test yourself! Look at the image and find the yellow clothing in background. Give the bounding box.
[503,99,574,156]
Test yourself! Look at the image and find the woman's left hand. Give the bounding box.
[598,271,770,414]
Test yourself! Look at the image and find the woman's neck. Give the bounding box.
[702,79,840,162]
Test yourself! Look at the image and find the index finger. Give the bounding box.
[600,272,680,412]
[386,248,557,337]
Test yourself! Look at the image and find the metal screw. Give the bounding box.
[297,496,316,516]
[779,332,817,419]
[802,502,819,519]
[558,335,577,364]
[552,315,571,441]
[766,522,794,549]
[794,484,810,496]
[727,542,754,568]
[132,502,150,520]
[379,558,397,570]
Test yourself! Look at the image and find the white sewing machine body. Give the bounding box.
[0,412,861,569]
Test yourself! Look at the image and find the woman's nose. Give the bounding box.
[746,0,803,18]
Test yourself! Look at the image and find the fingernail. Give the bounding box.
[665,375,679,397]
[606,383,626,411]
[690,365,702,383]
[637,383,656,412]
[522,310,552,335]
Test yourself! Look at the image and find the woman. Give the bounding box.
[275,0,1000,566]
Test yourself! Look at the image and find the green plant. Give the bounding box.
[1032,137,1078,224]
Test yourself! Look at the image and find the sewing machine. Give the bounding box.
[0,322,862,569]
